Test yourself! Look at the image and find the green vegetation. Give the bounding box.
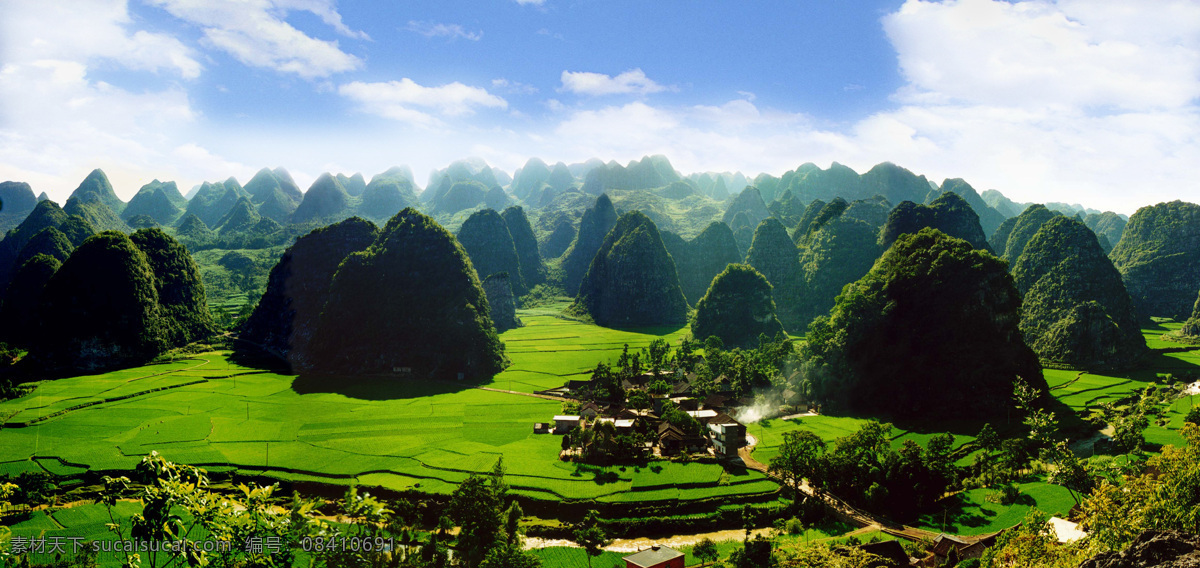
[721,187,771,230]
[1109,200,1200,320]
[483,272,522,333]
[243,167,301,222]
[184,179,248,228]
[746,218,806,332]
[0,254,60,346]
[291,172,352,224]
[940,177,1008,237]
[1013,216,1146,369]
[691,264,784,349]
[35,232,168,371]
[1000,204,1061,267]
[67,168,125,215]
[671,221,742,306]
[64,193,129,233]
[457,208,527,296]
[572,211,688,328]
[804,228,1045,419]
[308,208,505,377]
[130,228,216,347]
[239,217,379,368]
[561,194,618,295]
[1083,211,1127,254]
[502,206,547,289]
[879,191,992,251]
[121,179,184,226]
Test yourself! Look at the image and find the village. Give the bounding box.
[533,368,801,461]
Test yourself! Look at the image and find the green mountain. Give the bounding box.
[307,209,505,378]
[582,155,681,194]
[721,186,771,229]
[842,197,891,228]
[130,228,216,347]
[432,180,488,216]
[37,232,166,371]
[981,189,1028,218]
[710,176,730,200]
[539,219,576,260]
[1083,212,1127,254]
[482,273,522,333]
[185,180,248,228]
[121,180,183,226]
[562,194,619,295]
[484,186,512,211]
[803,228,1045,419]
[337,173,367,197]
[65,194,129,233]
[14,227,72,268]
[767,189,806,228]
[244,168,301,222]
[291,173,352,224]
[0,200,69,293]
[746,218,806,332]
[547,162,575,191]
[799,214,886,328]
[1013,217,1145,370]
[239,217,379,369]
[571,211,688,327]
[357,173,419,220]
[214,197,262,236]
[174,214,214,249]
[792,198,827,244]
[0,181,38,233]
[0,254,61,347]
[794,197,848,246]
[511,157,552,201]
[36,192,49,202]
[501,206,546,289]
[1000,205,1062,267]
[671,221,742,306]
[457,209,527,297]
[691,263,784,349]
[860,162,932,206]
[880,192,991,251]
[939,178,1008,236]
[782,162,866,203]
[989,216,1018,253]
[68,169,125,214]
[1179,292,1200,336]
[1109,200,1200,320]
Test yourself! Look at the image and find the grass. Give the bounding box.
[915,481,1076,536]
[0,309,768,506]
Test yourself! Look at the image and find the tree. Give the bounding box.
[976,423,1000,452]
[693,537,720,566]
[449,459,508,567]
[626,390,652,412]
[573,510,609,568]
[769,429,826,500]
[729,535,775,568]
[480,543,542,568]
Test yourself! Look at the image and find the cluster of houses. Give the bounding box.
[534,371,752,459]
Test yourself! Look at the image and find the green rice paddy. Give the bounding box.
[0,308,765,506]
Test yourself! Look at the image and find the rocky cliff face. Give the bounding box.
[572,211,688,327]
[1079,530,1200,568]
[1109,201,1200,320]
[1014,217,1146,370]
[483,273,522,333]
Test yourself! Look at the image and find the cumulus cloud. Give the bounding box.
[340,79,507,126]
[560,69,670,96]
[406,21,482,41]
[147,0,364,78]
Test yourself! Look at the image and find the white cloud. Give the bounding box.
[560,69,669,96]
[406,21,482,41]
[2,0,201,79]
[515,0,546,5]
[147,0,364,78]
[339,79,508,126]
[492,78,538,95]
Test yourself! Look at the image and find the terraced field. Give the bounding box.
[0,308,772,506]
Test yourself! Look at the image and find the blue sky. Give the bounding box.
[2,0,1199,213]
